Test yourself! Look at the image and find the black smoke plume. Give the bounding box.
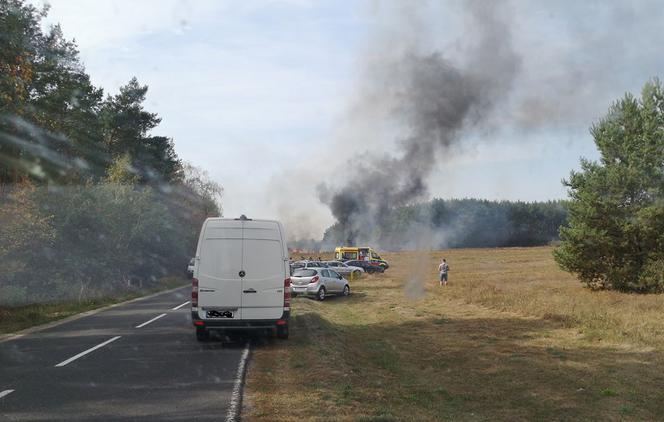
[318,1,520,245]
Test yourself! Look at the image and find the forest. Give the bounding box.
[321,198,569,251]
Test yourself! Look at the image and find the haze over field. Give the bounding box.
[36,0,664,239]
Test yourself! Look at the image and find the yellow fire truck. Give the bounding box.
[334,246,389,269]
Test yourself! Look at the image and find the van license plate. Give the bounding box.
[206,310,233,318]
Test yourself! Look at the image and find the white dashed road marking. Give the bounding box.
[172,301,190,310]
[55,336,122,367]
[135,313,167,328]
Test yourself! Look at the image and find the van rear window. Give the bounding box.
[293,269,317,277]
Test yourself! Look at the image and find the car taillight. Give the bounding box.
[192,277,198,307]
[284,277,291,309]
[309,275,319,284]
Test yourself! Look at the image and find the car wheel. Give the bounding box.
[353,270,361,278]
[276,324,289,339]
[195,328,209,342]
[316,286,326,301]
[342,285,350,296]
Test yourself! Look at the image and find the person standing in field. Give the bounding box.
[438,259,449,286]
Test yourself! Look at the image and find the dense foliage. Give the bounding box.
[555,80,664,292]
[322,198,568,251]
[0,1,221,304]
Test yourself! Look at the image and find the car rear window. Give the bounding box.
[293,269,317,277]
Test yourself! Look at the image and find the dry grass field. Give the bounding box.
[244,247,664,421]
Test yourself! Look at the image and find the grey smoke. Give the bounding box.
[507,0,664,130]
[318,0,520,244]
[276,0,664,245]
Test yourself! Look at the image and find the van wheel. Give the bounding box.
[196,328,209,342]
[342,285,350,296]
[316,286,326,301]
[276,324,289,339]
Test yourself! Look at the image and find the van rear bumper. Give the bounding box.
[192,310,290,330]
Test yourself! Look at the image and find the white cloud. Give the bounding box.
[35,0,322,50]
[36,0,213,49]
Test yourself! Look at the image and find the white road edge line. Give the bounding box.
[55,336,122,367]
[135,313,168,328]
[172,301,190,310]
[225,343,251,422]
[0,389,15,398]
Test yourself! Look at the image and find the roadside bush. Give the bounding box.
[636,258,664,292]
[0,181,55,305]
[37,182,186,301]
[0,181,201,305]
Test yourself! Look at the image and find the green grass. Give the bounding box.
[0,276,187,335]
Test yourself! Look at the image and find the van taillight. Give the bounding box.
[192,277,199,307]
[284,277,291,309]
[309,276,319,284]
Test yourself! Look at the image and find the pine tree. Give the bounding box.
[554,80,664,292]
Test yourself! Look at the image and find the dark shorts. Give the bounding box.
[440,272,448,281]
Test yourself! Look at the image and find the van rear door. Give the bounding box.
[197,221,243,320]
[240,221,287,320]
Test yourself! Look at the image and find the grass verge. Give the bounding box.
[0,276,187,335]
[244,247,664,421]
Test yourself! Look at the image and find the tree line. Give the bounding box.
[321,198,569,251]
[0,1,220,305]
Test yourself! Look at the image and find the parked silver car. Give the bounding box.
[289,260,327,275]
[290,268,350,301]
[324,261,364,277]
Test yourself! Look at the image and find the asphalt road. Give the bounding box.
[0,286,249,421]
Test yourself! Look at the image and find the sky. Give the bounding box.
[32,0,664,239]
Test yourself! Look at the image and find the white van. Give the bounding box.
[191,215,291,341]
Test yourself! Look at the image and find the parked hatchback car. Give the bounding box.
[344,259,385,274]
[290,268,350,301]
